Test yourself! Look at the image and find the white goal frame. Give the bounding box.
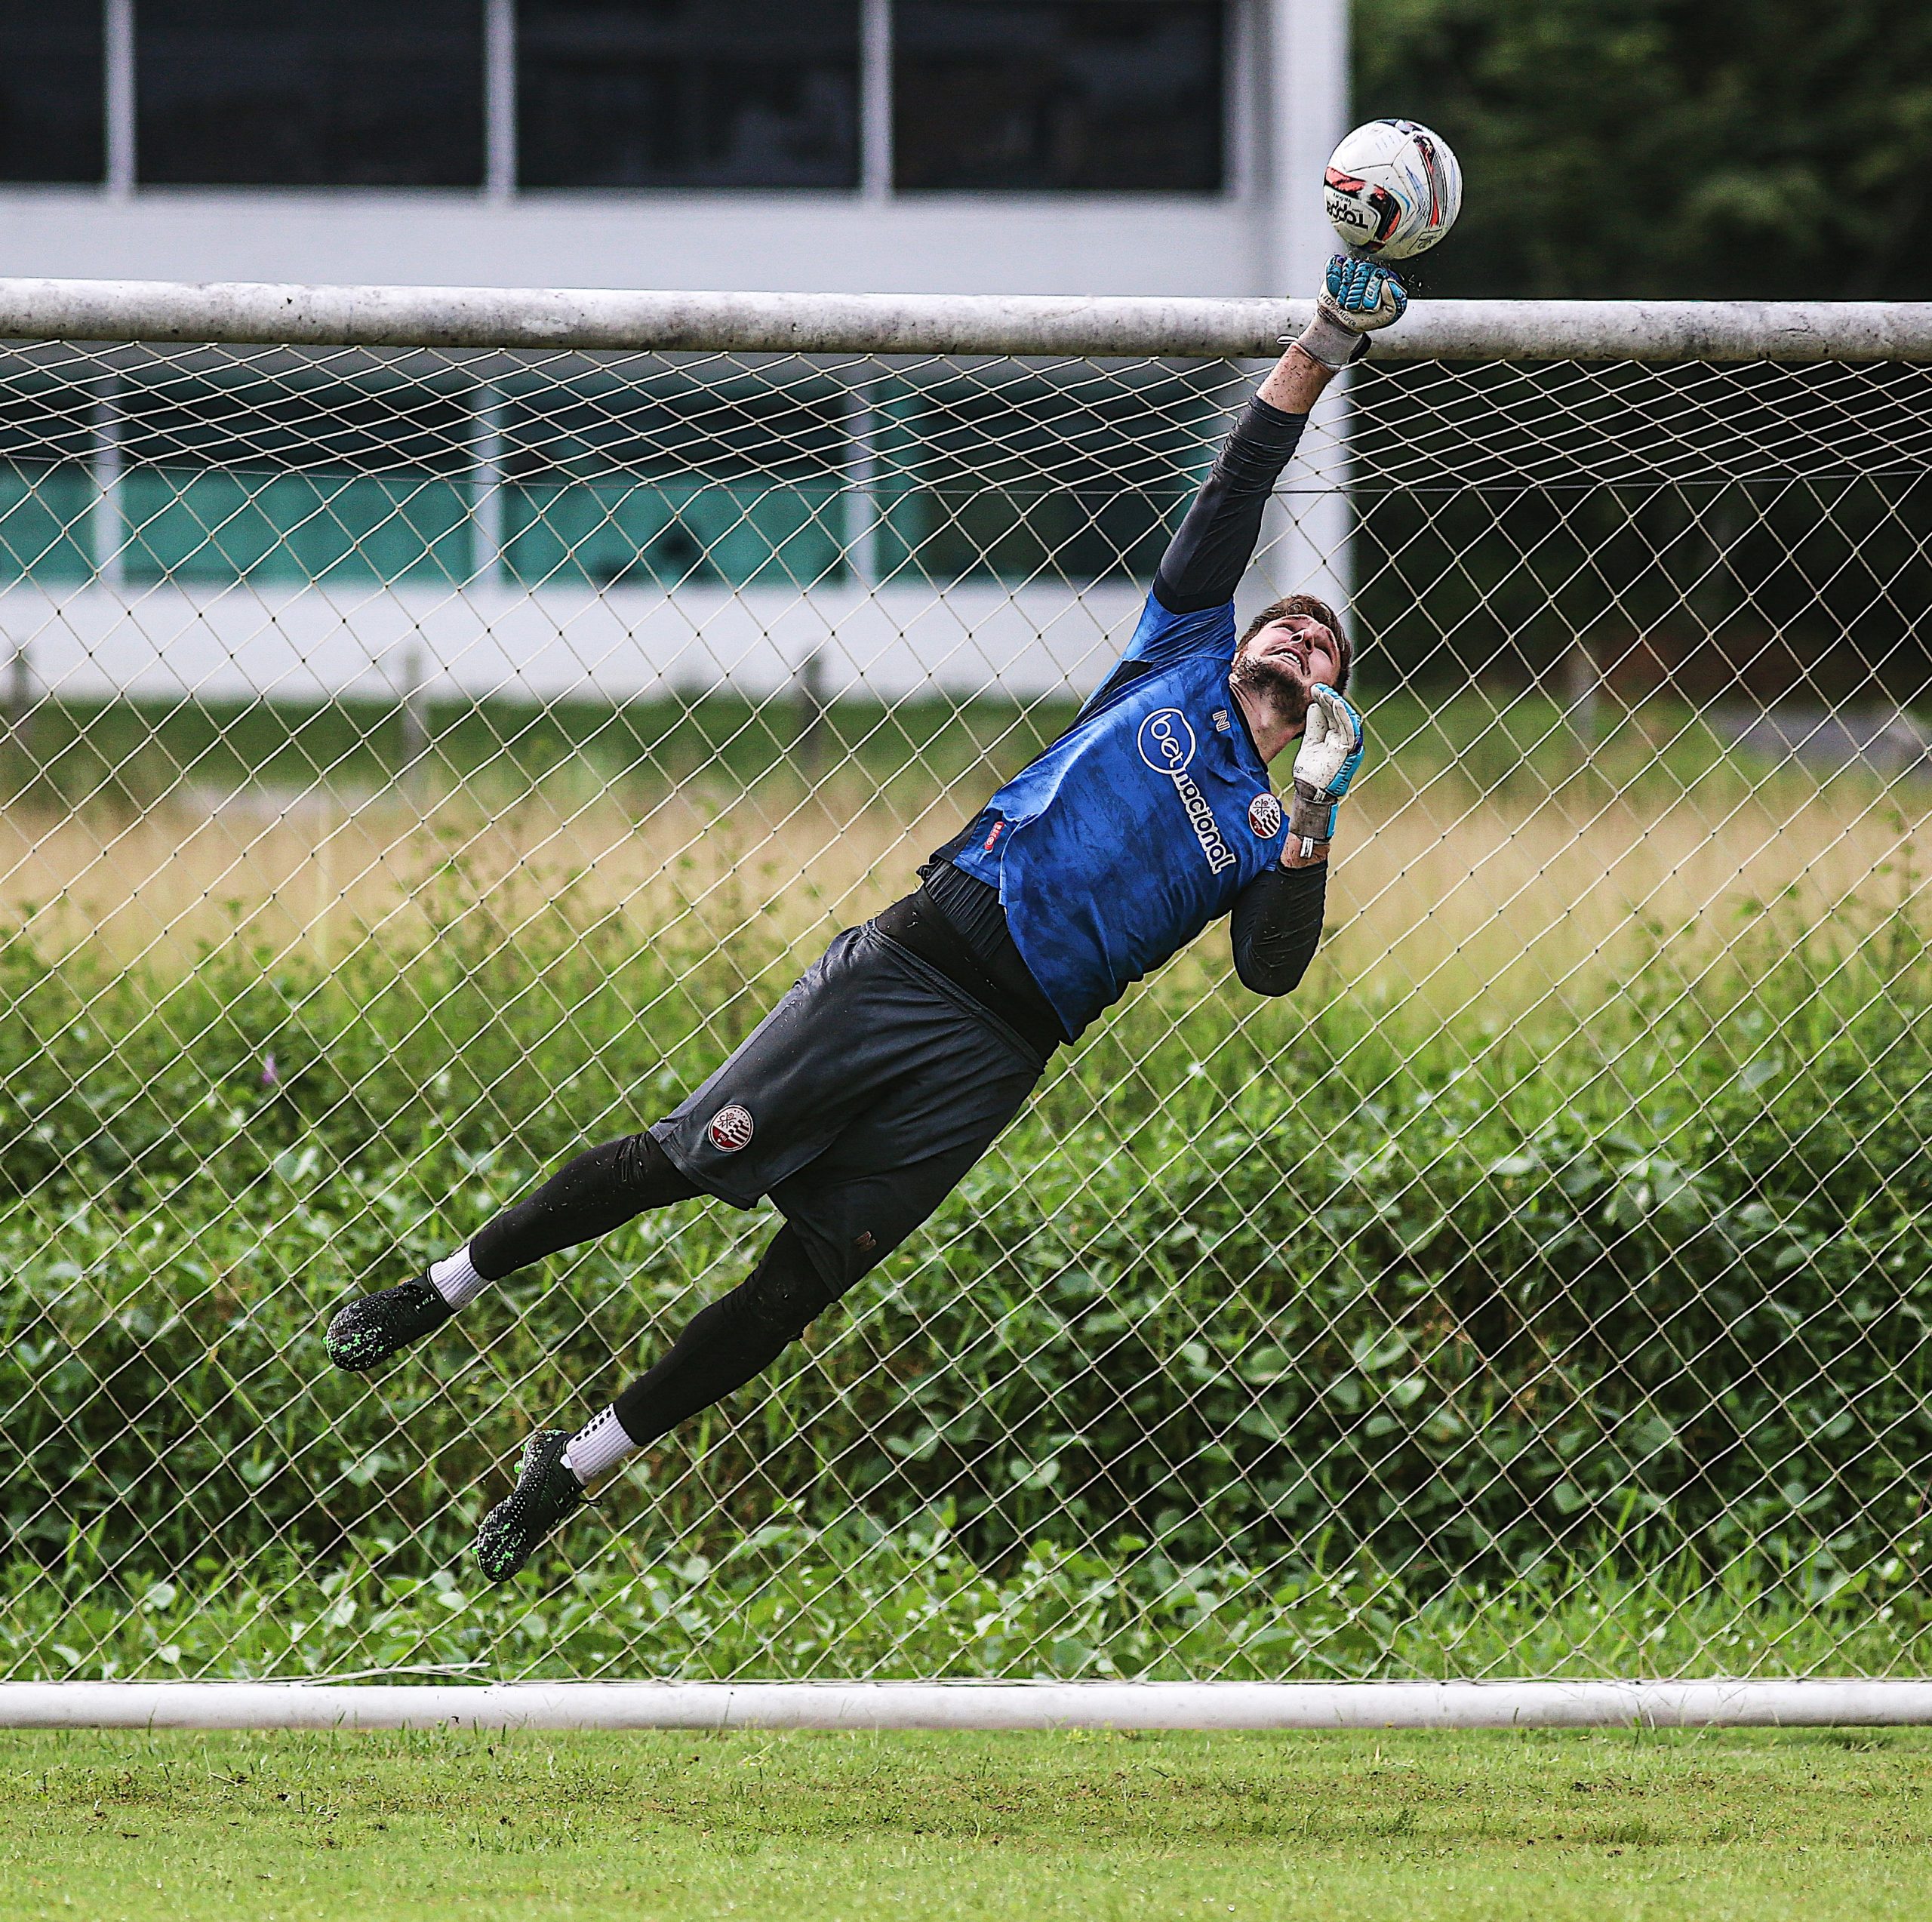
[2,278,1929,1730]
[5,1677,1932,1731]
[3,276,1930,364]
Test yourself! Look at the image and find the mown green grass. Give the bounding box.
[4,1727,1932,1921]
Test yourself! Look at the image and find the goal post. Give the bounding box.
[0,280,1927,1725]
[10,1678,1932,1732]
[3,276,1930,358]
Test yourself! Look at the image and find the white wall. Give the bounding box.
[0,191,1268,300]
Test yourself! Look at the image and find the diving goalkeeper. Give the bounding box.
[325,256,1403,1582]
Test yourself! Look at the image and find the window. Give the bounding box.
[0,4,105,184]
[503,373,849,586]
[894,0,1224,192]
[137,0,485,188]
[0,374,97,582]
[518,0,860,189]
[872,370,1213,583]
[118,375,474,583]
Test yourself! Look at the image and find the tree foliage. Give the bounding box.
[1355,0,1932,297]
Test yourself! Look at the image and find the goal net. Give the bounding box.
[0,289,1927,1690]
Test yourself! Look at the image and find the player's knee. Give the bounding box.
[741,1225,837,1344]
[611,1129,700,1207]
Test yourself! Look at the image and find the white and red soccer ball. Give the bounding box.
[1324,118,1463,263]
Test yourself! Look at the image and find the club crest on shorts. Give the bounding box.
[1248,792,1284,838]
[706,1103,754,1152]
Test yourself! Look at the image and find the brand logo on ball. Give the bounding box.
[1137,707,1235,876]
[1248,792,1283,838]
[1137,707,1196,773]
[706,1104,754,1152]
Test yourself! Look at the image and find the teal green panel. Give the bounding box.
[125,470,276,580]
[866,384,928,583]
[0,463,93,581]
[256,475,472,583]
[869,380,1206,585]
[503,479,679,586]
[505,481,844,587]
[124,471,472,583]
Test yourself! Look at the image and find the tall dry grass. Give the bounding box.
[3,756,1924,1039]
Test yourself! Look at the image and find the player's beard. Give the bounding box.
[1229,649,1312,733]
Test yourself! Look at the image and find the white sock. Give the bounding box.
[565,1407,638,1487]
[426,1244,489,1310]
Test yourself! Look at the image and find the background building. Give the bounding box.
[0,1,1344,300]
[0,2,1350,711]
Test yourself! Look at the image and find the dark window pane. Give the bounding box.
[503,369,848,586]
[138,0,484,187]
[519,0,859,189]
[0,3,104,183]
[118,371,474,582]
[895,0,1223,192]
[502,371,848,485]
[875,369,1216,582]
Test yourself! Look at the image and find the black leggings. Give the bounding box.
[470,1131,699,1279]
[468,1131,837,1449]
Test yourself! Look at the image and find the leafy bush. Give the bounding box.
[2,890,1927,1645]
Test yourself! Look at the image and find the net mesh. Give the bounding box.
[1,331,1928,1684]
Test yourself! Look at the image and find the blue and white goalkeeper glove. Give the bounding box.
[1295,255,1408,371]
[1289,684,1365,853]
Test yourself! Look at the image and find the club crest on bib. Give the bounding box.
[706,1103,755,1152]
[1248,792,1284,838]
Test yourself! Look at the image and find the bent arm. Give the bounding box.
[1230,860,1328,996]
[1152,346,1340,616]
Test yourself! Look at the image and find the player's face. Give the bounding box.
[1233,615,1340,730]
[1244,614,1339,688]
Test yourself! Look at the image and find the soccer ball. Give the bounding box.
[1324,118,1463,262]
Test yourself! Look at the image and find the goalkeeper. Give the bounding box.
[325,257,1401,1582]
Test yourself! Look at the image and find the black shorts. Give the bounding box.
[651,921,1044,1294]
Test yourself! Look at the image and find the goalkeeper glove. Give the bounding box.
[1289,684,1365,854]
[1294,255,1408,371]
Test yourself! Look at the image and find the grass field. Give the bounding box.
[4,1727,1932,1920]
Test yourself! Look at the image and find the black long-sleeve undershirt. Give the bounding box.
[1156,392,1327,995]
[1230,861,1327,996]
[1152,395,1311,614]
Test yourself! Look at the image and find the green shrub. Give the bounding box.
[2,890,1927,1625]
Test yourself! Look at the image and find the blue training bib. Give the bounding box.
[952,592,1290,1036]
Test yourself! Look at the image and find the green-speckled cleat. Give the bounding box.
[473,1429,586,1584]
[325,1275,452,1371]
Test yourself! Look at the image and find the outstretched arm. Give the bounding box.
[1151,346,1337,617]
[1153,257,1410,615]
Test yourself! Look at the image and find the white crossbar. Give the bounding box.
[5,1681,1932,1731]
[0,277,1929,361]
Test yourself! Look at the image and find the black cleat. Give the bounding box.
[325,1275,452,1371]
[474,1429,586,1584]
